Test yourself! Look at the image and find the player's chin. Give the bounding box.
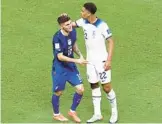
[68,28,73,32]
[81,14,88,19]
[81,14,85,19]
[81,16,86,19]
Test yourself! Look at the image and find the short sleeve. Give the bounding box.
[73,29,77,42]
[75,18,84,27]
[53,36,63,55]
[101,22,112,40]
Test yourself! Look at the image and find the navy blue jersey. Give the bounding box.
[52,29,77,73]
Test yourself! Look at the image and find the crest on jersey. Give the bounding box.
[92,31,96,38]
[68,39,72,45]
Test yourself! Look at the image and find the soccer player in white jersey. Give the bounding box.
[72,2,118,123]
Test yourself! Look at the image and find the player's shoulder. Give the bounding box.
[78,18,94,24]
[53,30,62,42]
[95,18,108,28]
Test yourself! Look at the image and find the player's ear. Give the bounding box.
[87,11,91,16]
[59,24,63,30]
[59,23,64,28]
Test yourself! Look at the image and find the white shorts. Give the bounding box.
[87,61,111,84]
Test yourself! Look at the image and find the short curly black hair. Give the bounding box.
[83,2,97,14]
[57,15,70,24]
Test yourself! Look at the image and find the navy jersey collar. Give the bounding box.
[59,29,70,37]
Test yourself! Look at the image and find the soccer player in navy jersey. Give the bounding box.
[51,15,87,123]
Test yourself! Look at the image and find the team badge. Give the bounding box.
[92,31,96,38]
[68,39,72,45]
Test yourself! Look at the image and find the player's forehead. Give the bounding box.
[63,20,72,25]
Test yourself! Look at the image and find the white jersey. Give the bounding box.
[76,18,112,63]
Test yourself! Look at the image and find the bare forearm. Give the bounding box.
[57,53,87,65]
[57,53,76,63]
[73,43,83,58]
[107,38,114,61]
[74,48,83,58]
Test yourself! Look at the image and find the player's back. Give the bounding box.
[52,29,77,73]
[76,18,112,62]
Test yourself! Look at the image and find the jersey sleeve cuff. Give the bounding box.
[105,35,112,40]
[75,21,79,27]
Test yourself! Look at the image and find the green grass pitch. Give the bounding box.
[1,0,162,123]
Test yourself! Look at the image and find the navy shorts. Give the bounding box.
[52,70,83,92]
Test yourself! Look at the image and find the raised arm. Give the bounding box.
[60,13,78,28]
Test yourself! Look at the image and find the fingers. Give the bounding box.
[82,60,88,64]
[103,63,107,70]
[104,65,111,71]
[80,60,88,64]
[104,63,111,71]
[104,67,109,71]
[104,66,108,71]
[78,59,88,65]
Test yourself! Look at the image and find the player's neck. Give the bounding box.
[88,15,97,24]
[61,29,69,36]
